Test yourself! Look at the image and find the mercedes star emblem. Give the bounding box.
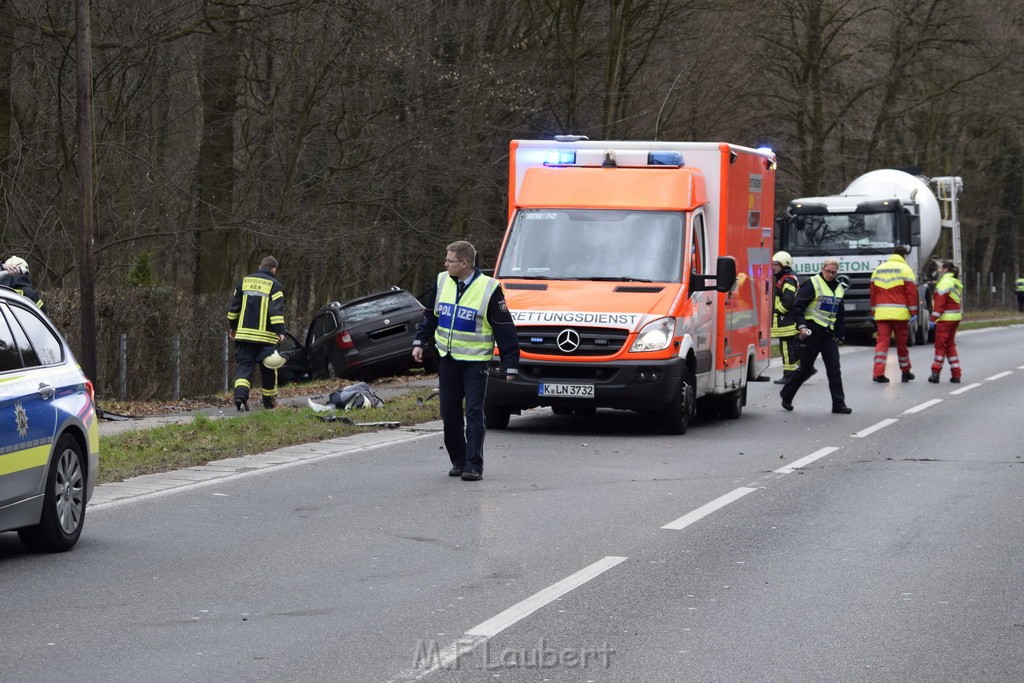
[556,328,581,352]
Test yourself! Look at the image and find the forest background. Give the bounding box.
[2,0,1023,399]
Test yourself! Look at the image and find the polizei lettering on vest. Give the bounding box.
[511,310,643,329]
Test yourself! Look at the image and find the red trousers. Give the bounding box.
[873,319,911,378]
[931,320,961,379]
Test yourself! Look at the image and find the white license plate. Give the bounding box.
[844,303,856,311]
[538,383,594,398]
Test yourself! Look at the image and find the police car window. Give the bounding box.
[0,305,22,371]
[8,302,63,366]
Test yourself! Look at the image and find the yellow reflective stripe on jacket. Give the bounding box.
[233,275,279,344]
[434,272,498,360]
[805,275,844,329]
[935,273,963,321]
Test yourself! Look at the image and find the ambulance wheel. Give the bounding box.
[659,366,695,435]
[718,387,745,420]
[485,402,511,430]
[18,434,87,553]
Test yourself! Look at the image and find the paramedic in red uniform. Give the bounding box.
[869,246,918,383]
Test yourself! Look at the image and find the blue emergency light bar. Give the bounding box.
[544,150,577,166]
[647,151,683,166]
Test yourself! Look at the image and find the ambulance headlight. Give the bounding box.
[630,317,674,352]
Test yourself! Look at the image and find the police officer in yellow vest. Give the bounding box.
[413,240,519,481]
[227,256,286,411]
[1015,275,1024,312]
[780,258,852,414]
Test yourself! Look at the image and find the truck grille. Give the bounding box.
[516,325,630,356]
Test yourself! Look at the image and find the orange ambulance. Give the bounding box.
[484,139,775,434]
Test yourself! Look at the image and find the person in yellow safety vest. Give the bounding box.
[1015,274,1024,312]
[770,251,813,384]
[227,256,286,411]
[412,240,520,482]
[779,258,852,414]
[869,245,918,383]
[928,260,964,384]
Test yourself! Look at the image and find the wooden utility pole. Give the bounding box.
[75,0,97,383]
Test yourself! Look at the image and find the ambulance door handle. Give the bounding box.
[37,382,54,400]
[704,299,712,307]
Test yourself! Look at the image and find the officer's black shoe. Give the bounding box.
[950,377,962,384]
[774,374,790,385]
[928,373,940,383]
[832,405,853,414]
[262,398,276,410]
[901,372,915,382]
[235,397,249,412]
[873,376,890,383]
[460,470,482,481]
[781,398,793,411]
[448,467,463,477]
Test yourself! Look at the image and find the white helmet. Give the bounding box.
[772,251,792,268]
[262,351,287,369]
[3,256,29,274]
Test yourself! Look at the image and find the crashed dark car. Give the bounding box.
[279,287,439,383]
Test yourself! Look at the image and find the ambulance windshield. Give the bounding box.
[497,209,684,282]
[782,211,899,253]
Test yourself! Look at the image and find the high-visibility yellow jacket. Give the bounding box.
[930,272,963,322]
[434,271,499,361]
[870,254,918,321]
[227,268,286,345]
[771,269,799,337]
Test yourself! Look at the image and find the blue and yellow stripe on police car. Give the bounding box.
[0,440,52,476]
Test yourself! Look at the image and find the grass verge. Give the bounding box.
[98,387,441,484]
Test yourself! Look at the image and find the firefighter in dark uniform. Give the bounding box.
[1,256,46,314]
[227,256,286,411]
[771,251,801,384]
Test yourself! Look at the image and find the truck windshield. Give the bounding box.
[497,209,684,282]
[784,212,898,252]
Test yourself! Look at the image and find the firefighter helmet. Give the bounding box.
[772,251,792,268]
[262,351,287,369]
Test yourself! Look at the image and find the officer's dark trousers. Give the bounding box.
[780,323,846,409]
[234,342,277,401]
[1017,292,1024,312]
[438,354,488,474]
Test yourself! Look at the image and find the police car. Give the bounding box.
[0,286,98,551]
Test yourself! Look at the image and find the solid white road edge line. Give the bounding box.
[388,556,627,682]
[89,430,440,512]
[903,399,943,414]
[852,418,898,438]
[661,487,757,530]
[950,382,982,395]
[775,447,840,475]
[986,371,1013,381]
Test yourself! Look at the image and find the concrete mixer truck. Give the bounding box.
[775,170,962,344]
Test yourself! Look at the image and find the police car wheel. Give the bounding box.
[18,434,87,553]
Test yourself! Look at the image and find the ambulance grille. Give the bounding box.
[516,325,630,356]
[614,285,664,293]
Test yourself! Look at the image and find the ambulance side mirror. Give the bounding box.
[691,256,737,292]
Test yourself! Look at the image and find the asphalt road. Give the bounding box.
[2,325,1022,682]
